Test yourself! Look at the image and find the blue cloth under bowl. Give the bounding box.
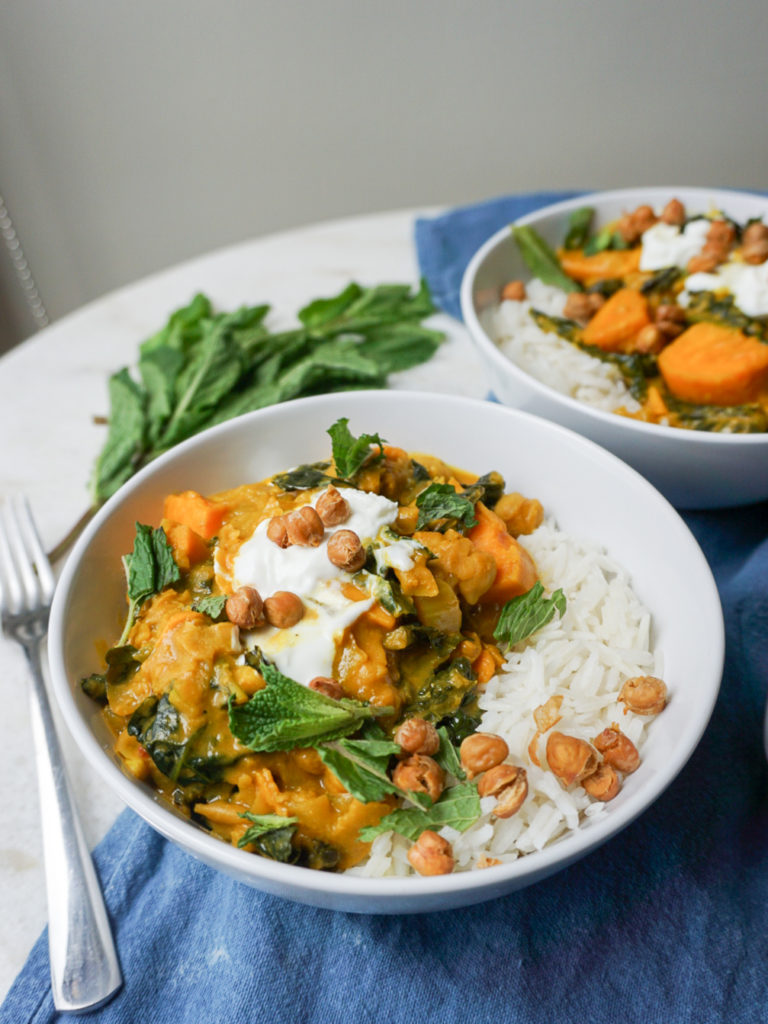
[4,192,768,1024]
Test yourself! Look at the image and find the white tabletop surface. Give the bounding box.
[0,208,489,999]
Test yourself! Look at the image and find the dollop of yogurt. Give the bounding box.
[226,487,421,685]
[639,219,710,272]
[683,261,768,318]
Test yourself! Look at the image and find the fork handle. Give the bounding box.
[25,640,123,1012]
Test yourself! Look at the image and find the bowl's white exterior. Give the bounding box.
[49,391,723,913]
[460,187,768,509]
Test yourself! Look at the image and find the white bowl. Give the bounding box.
[460,187,768,509]
[49,391,723,913]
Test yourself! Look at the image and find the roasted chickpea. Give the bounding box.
[707,219,736,250]
[315,486,350,527]
[407,830,454,876]
[687,251,720,274]
[394,717,440,757]
[392,754,444,803]
[742,221,768,264]
[494,492,544,537]
[634,324,663,354]
[285,505,324,547]
[326,529,366,572]
[545,731,598,787]
[478,763,528,818]
[564,292,603,325]
[264,590,304,629]
[266,515,290,548]
[460,733,509,780]
[619,675,667,716]
[593,726,640,773]
[661,198,685,225]
[308,676,344,700]
[501,280,526,302]
[225,586,264,629]
[654,303,686,340]
[581,763,620,801]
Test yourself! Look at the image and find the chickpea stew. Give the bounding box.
[502,199,768,432]
[82,419,667,876]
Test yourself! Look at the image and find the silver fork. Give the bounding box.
[0,496,122,1012]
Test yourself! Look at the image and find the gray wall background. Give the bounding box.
[1,0,766,349]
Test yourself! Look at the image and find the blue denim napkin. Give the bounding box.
[4,194,768,1024]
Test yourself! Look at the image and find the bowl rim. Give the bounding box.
[460,185,768,447]
[48,390,725,903]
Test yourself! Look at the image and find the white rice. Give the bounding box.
[346,517,661,877]
[481,278,641,413]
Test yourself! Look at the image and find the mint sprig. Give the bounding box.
[228,662,394,752]
[493,582,566,649]
[192,594,228,620]
[118,523,180,645]
[327,417,385,481]
[415,483,478,531]
[359,780,481,842]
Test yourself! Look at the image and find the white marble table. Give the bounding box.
[0,209,489,999]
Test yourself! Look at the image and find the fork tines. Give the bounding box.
[0,496,56,624]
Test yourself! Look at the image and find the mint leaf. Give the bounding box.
[493,582,566,648]
[415,483,478,531]
[511,225,581,293]
[193,594,227,620]
[327,417,385,481]
[228,662,394,752]
[125,523,180,604]
[237,812,298,849]
[434,726,465,780]
[359,780,481,842]
[118,524,180,645]
[317,735,401,803]
[91,368,147,503]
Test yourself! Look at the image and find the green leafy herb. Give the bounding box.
[666,396,768,434]
[415,483,478,531]
[192,594,228,620]
[271,462,335,491]
[118,524,180,644]
[237,812,298,849]
[494,582,566,648]
[640,266,682,296]
[434,726,466,780]
[327,417,385,481]
[563,206,594,250]
[583,227,629,256]
[127,695,231,784]
[401,657,477,724]
[80,673,107,703]
[359,780,481,842]
[685,290,768,341]
[511,225,581,293]
[317,732,403,804]
[80,279,442,531]
[228,661,394,752]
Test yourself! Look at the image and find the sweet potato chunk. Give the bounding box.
[162,520,209,568]
[582,288,651,352]
[163,490,230,540]
[559,248,642,286]
[466,503,537,605]
[657,322,768,405]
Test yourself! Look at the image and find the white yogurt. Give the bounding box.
[639,219,710,272]
[228,487,416,685]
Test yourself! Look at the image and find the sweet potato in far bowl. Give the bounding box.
[460,187,768,508]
